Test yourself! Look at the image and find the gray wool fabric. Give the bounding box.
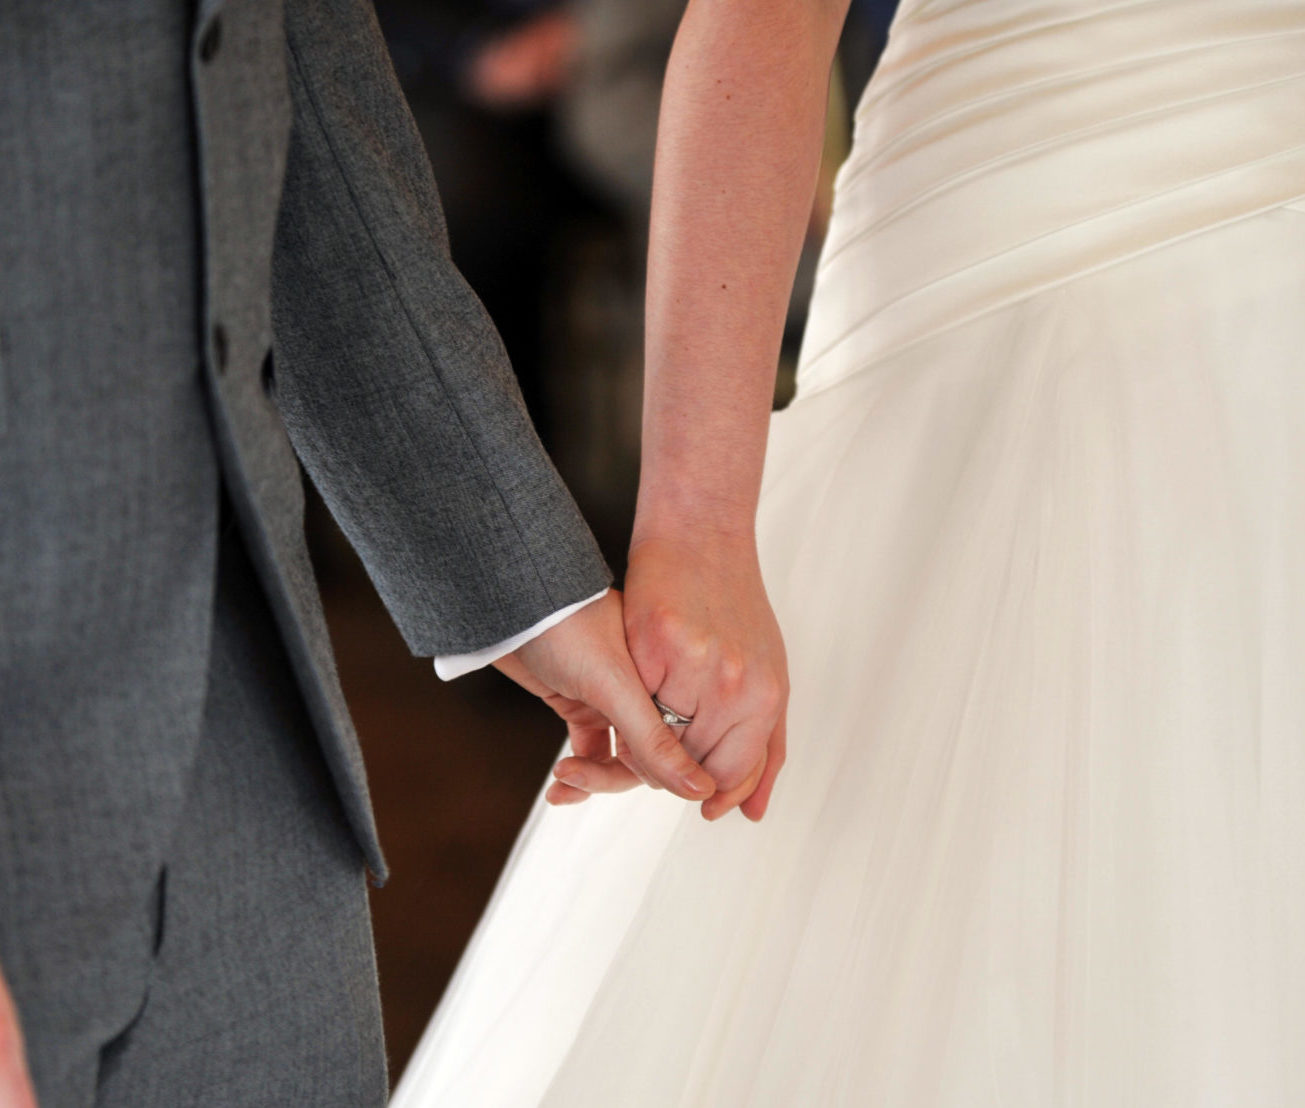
[89,518,387,1108]
[5,508,394,1106]
[1,0,610,1101]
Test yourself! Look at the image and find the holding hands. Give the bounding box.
[493,589,718,804]
[542,533,789,823]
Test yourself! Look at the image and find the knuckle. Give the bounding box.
[646,604,686,646]
[683,733,712,764]
[631,606,714,668]
[624,612,658,656]
[716,650,746,694]
[685,631,714,666]
[713,764,752,794]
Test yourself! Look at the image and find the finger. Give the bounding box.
[624,720,715,800]
[702,752,767,822]
[568,723,612,762]
[699,717,773,798]
[677,705,731,765]
[649,675,700,737]
[613,732,659,790]
[622,604,671,700]
[559,702,614,733]
[552,756,642,794]
[740,715,787,821]
[545,781,591,805]
[594,667,715,800]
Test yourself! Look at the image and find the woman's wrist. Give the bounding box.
[631,480,761,550]
[630,511,758,556]
[627,525,762,578]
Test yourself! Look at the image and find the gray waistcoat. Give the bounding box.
[0,0,609,975]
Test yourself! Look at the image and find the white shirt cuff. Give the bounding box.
[432,588,610,681]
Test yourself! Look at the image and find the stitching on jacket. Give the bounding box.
[284,33,560,616]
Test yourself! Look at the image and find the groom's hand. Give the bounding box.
[493,590,717,802]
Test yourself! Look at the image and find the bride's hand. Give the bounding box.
[550,534,788,821]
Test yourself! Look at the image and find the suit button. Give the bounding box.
[198,19,222,63]
[260,349,276,395]
[211,323,228,374]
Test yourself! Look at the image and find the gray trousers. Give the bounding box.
[15,507,388,1106]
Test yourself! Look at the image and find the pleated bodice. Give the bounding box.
[797,0,1305,398]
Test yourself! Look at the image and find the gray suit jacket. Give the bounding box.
[0,0,608,972]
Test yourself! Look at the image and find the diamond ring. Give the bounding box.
[652,694,694,728]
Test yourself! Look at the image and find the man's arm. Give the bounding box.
[271,0,610,657]
[268,1,719,800]
[433,589,608,681]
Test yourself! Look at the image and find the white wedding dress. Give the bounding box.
[392,2,1305,1103]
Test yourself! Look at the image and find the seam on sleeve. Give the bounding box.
[284,33,560,610]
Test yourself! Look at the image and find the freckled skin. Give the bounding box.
[618,0,849,819]
[556,0,849,818]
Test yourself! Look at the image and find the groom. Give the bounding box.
[0,1,716,1104]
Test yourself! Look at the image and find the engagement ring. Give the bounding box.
[652,695,694,727]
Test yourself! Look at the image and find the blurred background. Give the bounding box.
[306,0,900,1079]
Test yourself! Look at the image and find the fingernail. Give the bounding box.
[559,772,587,789]
[682,772,712,797]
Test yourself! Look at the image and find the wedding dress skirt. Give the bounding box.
[392,2,1305,1103]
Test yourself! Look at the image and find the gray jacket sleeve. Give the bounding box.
[269,0,611,656]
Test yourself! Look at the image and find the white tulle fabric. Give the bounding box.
[392,2,1305,1104]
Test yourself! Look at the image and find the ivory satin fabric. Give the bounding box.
[393,3,1305,1103]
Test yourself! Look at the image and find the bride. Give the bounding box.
[394,0,1305,1103]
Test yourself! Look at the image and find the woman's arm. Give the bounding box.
[636,0,849,540]
[550,0,851,819]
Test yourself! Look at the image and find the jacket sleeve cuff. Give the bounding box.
[432,588,609,681]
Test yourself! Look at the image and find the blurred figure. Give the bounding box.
[557,0,684,218]
[466,5,580,108]
[373,0,603,448]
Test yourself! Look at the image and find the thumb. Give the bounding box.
[701,749,767,822]
[593,663,716,802]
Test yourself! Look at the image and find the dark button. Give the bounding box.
[198,18,222,64]
[260,349,276,395]
[211,323,228,374]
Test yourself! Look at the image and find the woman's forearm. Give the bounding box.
[633,0,850,547]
